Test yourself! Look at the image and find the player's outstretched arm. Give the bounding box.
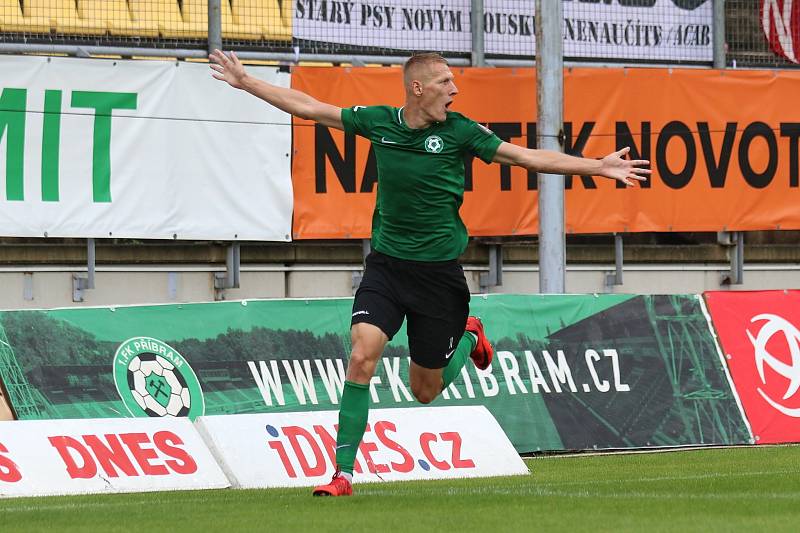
[209,49,344,130]
[492,142,651,187]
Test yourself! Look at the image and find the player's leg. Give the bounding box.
[314,253,404,497]
[432,264,494,378]
[405,260,471,401]
[408,321,493,402]
[407,318,477,402]
[408,362,445,404]
[313,323,386,497]
[335,322,387,474]
[406,262,494,402]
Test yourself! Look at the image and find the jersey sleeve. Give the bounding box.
[461,118,503,163]
[340,105,380,138]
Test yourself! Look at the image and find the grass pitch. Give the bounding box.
[2,445,798,533]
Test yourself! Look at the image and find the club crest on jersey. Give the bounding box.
[424,135,444,153]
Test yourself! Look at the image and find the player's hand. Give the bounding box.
[599,147,651,187]
[209,49,248,90]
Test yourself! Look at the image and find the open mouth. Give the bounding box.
[445,101,453,110]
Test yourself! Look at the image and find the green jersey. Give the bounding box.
[341,105,503,262]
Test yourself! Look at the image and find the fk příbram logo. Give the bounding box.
[424,135,444,153]
[113,337,205,420]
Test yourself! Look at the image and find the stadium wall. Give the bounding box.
[2,262,800,309]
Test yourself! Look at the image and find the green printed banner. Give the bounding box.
[0,294,751,452]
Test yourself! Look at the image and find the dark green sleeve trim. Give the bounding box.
[481,135,503,163]
[475,134,503,164]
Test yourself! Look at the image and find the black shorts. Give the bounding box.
[351,251,471,369]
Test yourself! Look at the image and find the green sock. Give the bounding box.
[335,380,370,475]
[442,332,477,389]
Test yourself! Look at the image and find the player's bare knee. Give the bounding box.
[414,390,438,404]
[346,347,379,382]
[410,383,438,404]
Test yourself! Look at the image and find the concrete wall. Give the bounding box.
[1,262,798,309]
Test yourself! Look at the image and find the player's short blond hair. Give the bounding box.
[403,52,449,87]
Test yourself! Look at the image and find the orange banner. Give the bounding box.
[291,66,800,239]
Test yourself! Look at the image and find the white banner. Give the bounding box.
[294,0,712,62]
[196,406,528,488]
[0,418,230,497]
[0,56,292,240]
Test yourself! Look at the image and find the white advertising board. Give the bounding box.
[0,56,292,240]
[196,406,529,488]
[294,0,713,62]
[0,417,229,497]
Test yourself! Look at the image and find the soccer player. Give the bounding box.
[209,50,650,496]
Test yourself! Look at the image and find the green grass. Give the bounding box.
[2,446,799,532]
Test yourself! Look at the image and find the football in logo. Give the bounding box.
[113,337,205,420]
[128,353,191,417]
[424,135,444,153]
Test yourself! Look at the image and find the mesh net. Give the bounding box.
[727,0,800,68]
[562,0,712,65]
[0,1,797,67]
[267,0,464,59]
[0,1,205,49]
[0,0,291,51]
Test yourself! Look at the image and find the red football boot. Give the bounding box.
[465,316,494,370]
[312,470,353,497]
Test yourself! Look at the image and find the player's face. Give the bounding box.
[420,63,458,123]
